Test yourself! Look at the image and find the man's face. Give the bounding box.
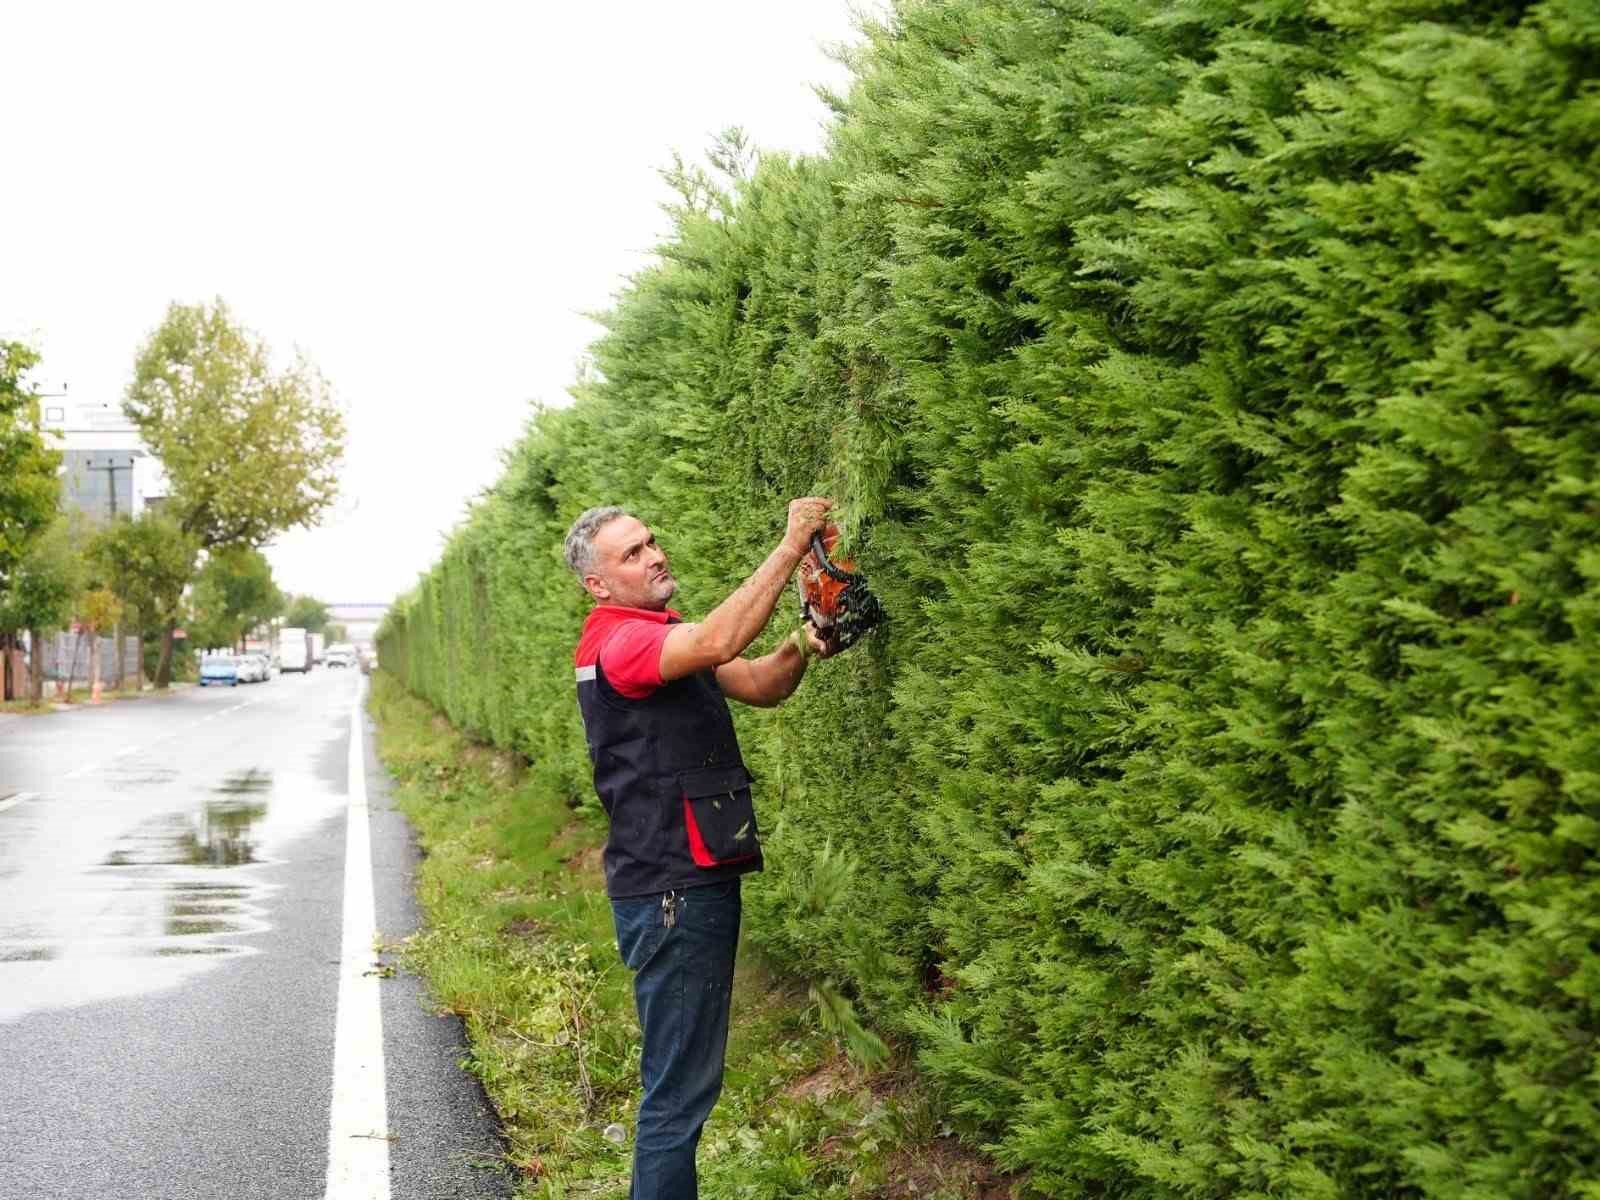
[584,515,677,609]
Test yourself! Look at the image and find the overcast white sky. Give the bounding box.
[2,1,868,605]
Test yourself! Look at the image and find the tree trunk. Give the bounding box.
[61,630,83,701]
[155,619,176,689]
[88,628,103,704]
[114,622,126,693]
[2,632,13,702]
[10,632,26,701]
[28,627,44,704]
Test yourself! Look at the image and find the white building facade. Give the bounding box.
[39,395,169,520]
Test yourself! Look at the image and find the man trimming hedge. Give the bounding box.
[563,499,835,1200]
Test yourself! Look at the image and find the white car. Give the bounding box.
[325,643,357,669]
[236,655,266,684]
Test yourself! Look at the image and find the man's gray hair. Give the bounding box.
[564,506,630,579]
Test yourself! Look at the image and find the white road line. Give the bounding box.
[64,763,99,780]
[324,678,390,1200]
[0,792,38,814]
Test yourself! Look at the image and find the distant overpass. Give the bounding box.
[326,602,390,645]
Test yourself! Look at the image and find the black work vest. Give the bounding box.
[575,652,762,899]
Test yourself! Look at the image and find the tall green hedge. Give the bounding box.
[378,1,1600,1194]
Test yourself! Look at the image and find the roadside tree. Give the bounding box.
[189,547,283,652]
[123,300,345,683]
[283,594,330,634]
[90,512,198,688]
[0,341,63,613]
[74,587,124,703]
[0,512,87,703]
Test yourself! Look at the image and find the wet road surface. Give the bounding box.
[0,670,513,1199]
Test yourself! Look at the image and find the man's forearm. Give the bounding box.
[693,542,804,663]
[660,498,831,682]
[749,638,810,706]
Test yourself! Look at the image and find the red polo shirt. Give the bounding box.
[574,605,681,700]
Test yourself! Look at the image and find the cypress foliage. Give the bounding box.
[378,1,1600,1194]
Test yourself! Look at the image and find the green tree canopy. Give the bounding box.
[89,512,198,686]
[123,299,344,683]
[283,593,330,634]
[123,299,345,551]
[0,341,63,591]
[0,511,90,637]
[188,546,283,650]
[78,588,123,633]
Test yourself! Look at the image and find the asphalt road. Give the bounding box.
[0,669,514,1200]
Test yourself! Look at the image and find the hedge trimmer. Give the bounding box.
[795,524,884,655]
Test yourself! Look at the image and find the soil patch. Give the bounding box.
[782,1054,866,1104]
[564,845,604,875]
[551,817,605,877]
[876,1138,1020,1200]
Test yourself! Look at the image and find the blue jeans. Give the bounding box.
[611,879,741,1200]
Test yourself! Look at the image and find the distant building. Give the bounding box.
[39,395,169,520]
[18,394,168,688]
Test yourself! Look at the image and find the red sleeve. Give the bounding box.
[599,620,672,700]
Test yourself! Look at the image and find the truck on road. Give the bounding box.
[278,627,311,673]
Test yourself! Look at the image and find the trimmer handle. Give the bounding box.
[810,531,854,583]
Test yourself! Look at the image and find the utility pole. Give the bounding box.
[85,453,136,692]
[85,454,133,520]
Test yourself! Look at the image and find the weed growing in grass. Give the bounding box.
[367,671,1019,1198]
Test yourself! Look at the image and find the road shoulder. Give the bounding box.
[362,684,516,1198]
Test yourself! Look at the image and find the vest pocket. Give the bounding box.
[678,765,759,867]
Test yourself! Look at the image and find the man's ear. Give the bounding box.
[583,573,611,602]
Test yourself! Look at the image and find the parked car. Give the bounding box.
[235,655,265,684]
[243,652,275,682]
[199,656,240,687]
[325,643,356,669]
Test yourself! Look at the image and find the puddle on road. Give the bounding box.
[0,744,350,1023]
[176,799,269,867]
[101,773,273,869]
[168,901,234,916]
[0,946,57,963]
[216,768,272,794]
[102,763,181,789]
[153,945,236,958]
[99,805,264,868]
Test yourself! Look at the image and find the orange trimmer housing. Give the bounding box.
[796,523,884,655]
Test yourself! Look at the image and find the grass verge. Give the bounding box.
[367,670,1016,1199]
[0,683,181,713]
